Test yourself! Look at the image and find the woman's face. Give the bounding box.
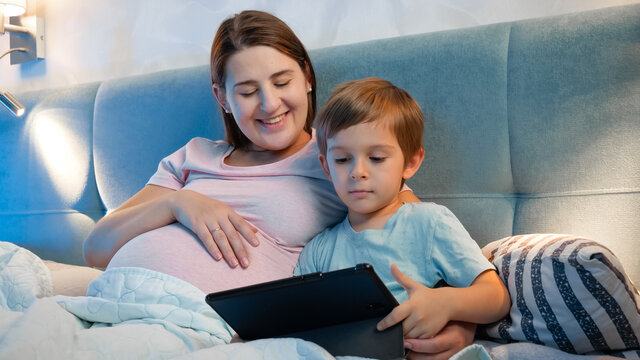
[215,46,312,153]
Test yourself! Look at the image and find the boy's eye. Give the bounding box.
[370,157,386,163]
[334,157,350,164]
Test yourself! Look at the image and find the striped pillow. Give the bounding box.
[480,234,640,356]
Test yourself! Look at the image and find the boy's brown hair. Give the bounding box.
[316,77,423,165]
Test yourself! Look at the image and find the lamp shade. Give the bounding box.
[0,91,26,117]
[1,0,26,17]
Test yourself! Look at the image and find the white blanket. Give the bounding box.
[0,241,492,360]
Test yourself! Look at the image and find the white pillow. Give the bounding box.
[480,234,640,356]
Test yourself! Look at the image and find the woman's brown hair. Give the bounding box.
[210,10,316,149]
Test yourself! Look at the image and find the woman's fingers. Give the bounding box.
[192,223,222,261]
[218,221,250,268]
[171,190,257,268]
[404,321,476,360]
[229,213,259,246]
[211,224,242,268]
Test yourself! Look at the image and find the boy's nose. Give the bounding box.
[350,161,368,180]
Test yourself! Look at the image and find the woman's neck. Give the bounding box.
[225,131,311,166]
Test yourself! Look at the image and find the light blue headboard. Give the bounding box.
[1,4,638,285]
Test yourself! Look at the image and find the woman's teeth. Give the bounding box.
[262,113,285,124]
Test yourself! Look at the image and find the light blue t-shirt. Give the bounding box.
[294,202,494,303]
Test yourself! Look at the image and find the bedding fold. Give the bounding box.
[0,241,493,360]
[0,241,231,359]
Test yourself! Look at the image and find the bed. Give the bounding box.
[1,4,639,359]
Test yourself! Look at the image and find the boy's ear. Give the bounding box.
[212,84,228,111]
[402,148,425,180]
[318,155,332,181]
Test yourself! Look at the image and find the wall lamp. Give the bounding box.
[1,1,43,117]
[0,0,45,64]
[0,90,25,116]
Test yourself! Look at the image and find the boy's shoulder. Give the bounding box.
[299,217,349,269]
[312,216,349,240]
[399,201,454,219]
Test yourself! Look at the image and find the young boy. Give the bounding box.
[294,78,510,342]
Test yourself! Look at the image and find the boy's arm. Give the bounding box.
[293,230,327,275]
[445,269,510,324]
[377,265,510,339]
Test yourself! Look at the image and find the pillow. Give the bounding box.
[43,260,104,296]
[479,234,640,356]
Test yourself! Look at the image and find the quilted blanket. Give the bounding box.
[0,241,493,360]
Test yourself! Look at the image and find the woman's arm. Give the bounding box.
[405,321,477,360]
[83,185,176,268]
[83,185,258,268]
[399,188,420,203]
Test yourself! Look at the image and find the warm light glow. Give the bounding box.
[29,111,89,204]
[1,0,27,17]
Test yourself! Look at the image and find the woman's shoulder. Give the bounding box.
[181,137,232,158]
[157,137,232,175]
[185,137,230,150]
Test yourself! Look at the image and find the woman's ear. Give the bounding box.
[212,84,229,112]
[402,148,425,180]
[318,155,332,181]
[304,62,313,92]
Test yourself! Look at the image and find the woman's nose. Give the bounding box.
[260,87,281,112]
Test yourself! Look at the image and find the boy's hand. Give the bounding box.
[376,264,451,339]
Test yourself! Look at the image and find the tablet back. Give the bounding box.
[205,263,404,359]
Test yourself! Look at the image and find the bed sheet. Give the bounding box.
[0,241,492,360]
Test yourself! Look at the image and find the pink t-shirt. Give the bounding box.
[107,132,347,293]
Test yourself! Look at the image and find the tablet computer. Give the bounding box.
[205,263,404,359]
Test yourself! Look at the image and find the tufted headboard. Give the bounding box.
[1,4,638,285]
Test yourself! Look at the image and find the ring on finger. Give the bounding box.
[211,226,222,233]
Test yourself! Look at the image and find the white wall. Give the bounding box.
[2,0,639,93]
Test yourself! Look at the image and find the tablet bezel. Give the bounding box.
[204,263,399,340]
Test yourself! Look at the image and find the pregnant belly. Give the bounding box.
[107,223,300,294]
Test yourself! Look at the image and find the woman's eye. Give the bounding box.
[239,90,257,97]
[274,80,291,87]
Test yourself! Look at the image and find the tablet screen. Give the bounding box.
[205,263,398,340]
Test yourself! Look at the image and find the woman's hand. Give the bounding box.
[168,190,259,268]
[376,264,452,339]
[404,321,477,360]
[83,185,259,269]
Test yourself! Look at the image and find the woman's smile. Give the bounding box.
[259,112,287,126]
[220,46,312,155]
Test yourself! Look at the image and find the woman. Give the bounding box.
[83,10,474,359]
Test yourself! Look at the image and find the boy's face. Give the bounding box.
[320,121,422,223]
